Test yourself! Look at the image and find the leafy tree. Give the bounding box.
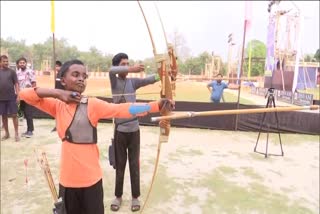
[54,38,80,63]
[1,37,29,63]
[31,43,48,70]
[183,55,203,75]
[168,28,191,62]
[244,39,267,76]
[141,57,157,74]
[303,54,315,62]
[314,49,320,62]
[1,37,227,77]
[220,62,228,76]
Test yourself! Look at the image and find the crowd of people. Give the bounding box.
[0,55,36,141]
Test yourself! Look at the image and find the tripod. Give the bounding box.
[254,88,284,158]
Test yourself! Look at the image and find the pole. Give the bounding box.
[52,33,56,82]
[235,20,248,130]
[151,105,319,122]
[51,0,56,84]
[181,76,259,80]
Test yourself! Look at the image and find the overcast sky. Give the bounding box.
[1,1,319,61]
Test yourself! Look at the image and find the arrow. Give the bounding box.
[151,105,319,121]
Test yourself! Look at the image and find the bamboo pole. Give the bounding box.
[179,77,259,81]
[151,105,319,122]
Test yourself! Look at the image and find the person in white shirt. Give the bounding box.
[16,57,36,138]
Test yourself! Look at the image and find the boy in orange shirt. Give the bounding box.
[19,59,173,214]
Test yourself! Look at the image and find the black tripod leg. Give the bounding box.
[254,98,270,152]
[264,96,274,158]
[272,96,284,156]
[265,95,275,158]
[265,127,270,158]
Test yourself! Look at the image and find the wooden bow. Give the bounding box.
[137,1,173,212]
[154,2,178,96]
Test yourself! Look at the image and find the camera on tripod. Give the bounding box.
[254,87,284,158]
[265,87,275,99]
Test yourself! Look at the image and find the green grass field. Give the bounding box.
[85,81,256,105]
[36,75,318,105]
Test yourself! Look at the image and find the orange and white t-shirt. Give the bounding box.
[19,88,159,188]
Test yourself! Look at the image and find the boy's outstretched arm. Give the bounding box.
[132,73,160,90]
[109,65,145,75]
[128,98,173,115]
[108,65,144,89]
[89,98,174,123]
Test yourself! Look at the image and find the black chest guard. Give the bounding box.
[62,97,97,144]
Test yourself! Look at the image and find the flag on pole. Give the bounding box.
[245,0,253,78]
[245,0,253,31]
[51,0,55,33]
[237,1,253,82]
[265,18,276,75]
[292,15,303,93]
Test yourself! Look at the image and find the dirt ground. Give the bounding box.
[1,118,319,214]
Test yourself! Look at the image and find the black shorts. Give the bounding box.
[59,179,104,214]
[0,100,18,115]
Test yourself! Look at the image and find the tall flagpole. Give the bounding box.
[234,20,248,130]
[51,0,56,82]
[235,1,252,130]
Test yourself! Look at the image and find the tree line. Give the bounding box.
[2,36,317,77]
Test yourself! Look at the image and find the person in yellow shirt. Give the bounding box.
[19,59,173,214]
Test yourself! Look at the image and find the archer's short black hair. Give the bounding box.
[112,53,128,66]
[59,59,84,77]
[56,60,62,66]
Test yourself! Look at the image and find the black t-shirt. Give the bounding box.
[0,68,18,100]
